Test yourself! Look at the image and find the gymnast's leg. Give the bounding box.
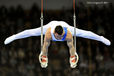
[68,26,111,46]
[4,26,48,45]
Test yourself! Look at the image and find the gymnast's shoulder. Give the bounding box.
[65,29,73,41]
[45,27,52,40]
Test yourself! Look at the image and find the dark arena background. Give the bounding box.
[0,0,114,76]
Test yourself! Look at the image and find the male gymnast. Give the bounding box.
[4,21,111,68]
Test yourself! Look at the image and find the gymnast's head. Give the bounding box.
[54,25,64,39]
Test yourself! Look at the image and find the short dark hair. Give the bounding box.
[55,25,63,35]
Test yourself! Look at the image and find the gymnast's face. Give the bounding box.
[54,25,64,40]
[54,32,64,40]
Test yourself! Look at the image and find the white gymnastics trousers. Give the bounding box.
[4,21,111,45]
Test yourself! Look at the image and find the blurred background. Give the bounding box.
[0,0,114,76]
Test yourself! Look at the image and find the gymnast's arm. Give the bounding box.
[4,27,42,45]
[67,38,76,56]
[66,31,77,56]
[41,30,51,56]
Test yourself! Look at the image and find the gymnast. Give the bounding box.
[4,21,111,68]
